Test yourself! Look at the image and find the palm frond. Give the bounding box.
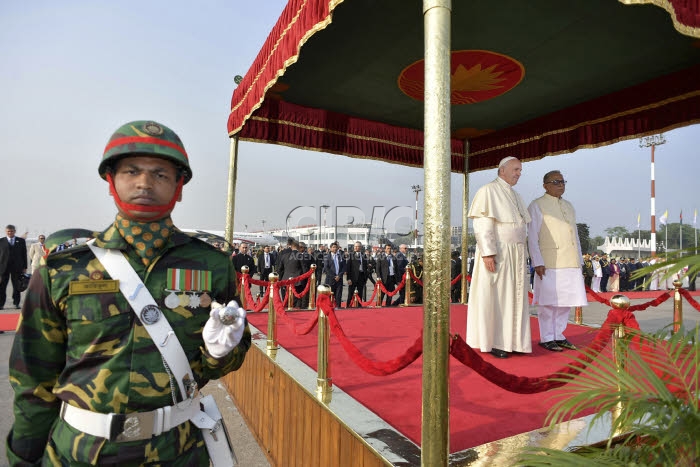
[519,326,700,466]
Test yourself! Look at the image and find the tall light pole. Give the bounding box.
[639,134,666,257]
[320,204,329,247]
[261,219,266,235]
[412,184,422,249]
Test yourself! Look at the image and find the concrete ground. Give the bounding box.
[2,281,698,466]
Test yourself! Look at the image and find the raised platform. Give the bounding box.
[223,306,614,465]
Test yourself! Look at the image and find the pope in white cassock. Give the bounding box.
[467,157,532,359]
[527,170,586,352]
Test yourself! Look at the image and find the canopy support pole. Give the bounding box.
[460,140,470,304]
[421,1,451,465]
[225,135,240,246]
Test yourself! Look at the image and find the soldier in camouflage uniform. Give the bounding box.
[7,121,251,465]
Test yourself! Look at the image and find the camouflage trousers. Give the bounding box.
[42,418,210,466]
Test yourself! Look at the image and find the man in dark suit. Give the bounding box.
[599,254,610,292]
[308,245,324,286]
[0,224,27,309]
[257,245,274,295]
[276,239,294,301]
[450,251,462,302]
[377,244,397,306]
[232,243,256,275]
[323,242,345,307]
[298,243,314,308]
[345,241,366,307]
[278,239,305,307]
[392,244,409,306]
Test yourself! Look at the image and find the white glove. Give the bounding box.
[203,300,247,358]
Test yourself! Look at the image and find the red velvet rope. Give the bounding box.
[407,270,462,288]
[247,276,270,286]
[408,269,422,287]
[378,274,406,296]
[628,292,672,311]
[291,278,311,299]
[241,276,270,312]
[678,288,700,312]
[270,284,319,335]
[584,286,672,311]
[318,294,424,376]
[356,286,378,307]
[275,269,314,287]
[448,308,641,393]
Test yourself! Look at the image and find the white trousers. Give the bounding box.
[538,305,570,342]
[591,276,601,293]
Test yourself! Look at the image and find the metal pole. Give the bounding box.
[650,144,656,257]
[240,265,249,310]
[672,280,683,334]
[266,273,279,359]
[610,293,630,436]
[308,264,317,310]
[640,134,666,257]
[316,285,333,403]
[422,1,451,464]
[460,140,469,304]
[224,135,239,246]
[402,269,412,307]
[412,185,422,249]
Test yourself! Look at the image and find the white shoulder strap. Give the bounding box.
[87,239,195,400]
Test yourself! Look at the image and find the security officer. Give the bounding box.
[7,121,251,465]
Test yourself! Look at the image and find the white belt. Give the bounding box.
[60,399,201,442]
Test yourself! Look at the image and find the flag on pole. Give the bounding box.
[680,210,683,225]
[694,208,697,226]
[659,210,668,225]
[637,213,640,228]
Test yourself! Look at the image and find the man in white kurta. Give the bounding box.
[467,157,532,359]
[592,254,602,292]
[527,170,587,352]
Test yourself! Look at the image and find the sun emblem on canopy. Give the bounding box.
[398,50,525,104]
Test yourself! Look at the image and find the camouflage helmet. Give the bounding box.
[99,120,192,183]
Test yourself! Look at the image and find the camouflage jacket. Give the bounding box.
[7,224,251,466]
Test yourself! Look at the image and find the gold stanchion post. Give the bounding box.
[574,306,583,325]
[672,279,683,334]
[402,269,411,307]
[308,264,317,310]
[287,279,294,310]
[316,285,333,403]
[267,273,279,358]
[375,278,383,308]
[610,294,630,435]
[240,265,249,310]
[352,290,359,308]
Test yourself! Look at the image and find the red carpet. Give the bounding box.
[0,313,19,332]
[247,305,600,452]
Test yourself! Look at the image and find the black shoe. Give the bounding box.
[555,339,577,350]
[538,341,563,352]
[490,348,509,359]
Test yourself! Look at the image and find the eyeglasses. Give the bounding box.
[546,180,567,186]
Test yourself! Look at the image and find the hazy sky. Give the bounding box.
[1,1,698,241]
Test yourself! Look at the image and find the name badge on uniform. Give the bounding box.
[165,268,212,309]
[69,280,120,295]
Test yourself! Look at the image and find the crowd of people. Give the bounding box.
[222,239,421,307]
[582,253,696,293]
